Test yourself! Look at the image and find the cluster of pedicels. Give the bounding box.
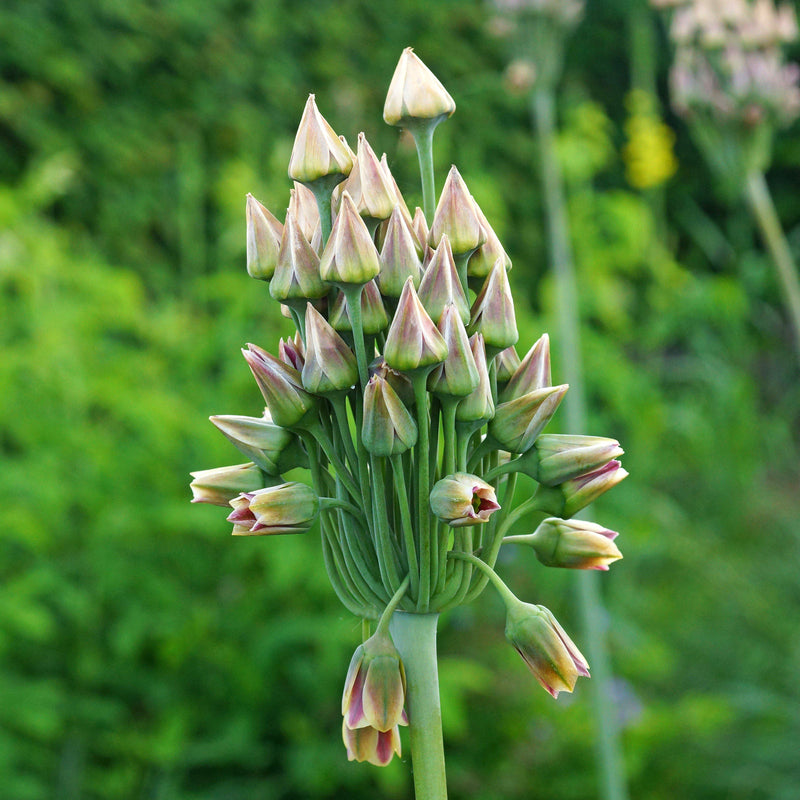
[190,48,627,767]
[652,0,800,193]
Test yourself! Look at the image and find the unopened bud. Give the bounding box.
[383,47,456,127]
[189,462,264,506]
[328,280,389,334]
[362,374,418,456]
[455,334,495,423]
[427,304,480,398]
[417,235,471,325]
[489,384,569,453]
[227,481,319,535]
[429,166,486,256]
[320,191,381,286]
[469,258,519,353]
[246,194,283,280]
[302,304,359,394]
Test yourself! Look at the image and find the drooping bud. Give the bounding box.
[507,517,622,571]
[342,629,408,732]
[377,206,424,297]
[383,277,448,372]
[534,460,629,519]
[343,132,397,221]
[468,258,519,353]
[246,194,283,280]
[328,280,389,334]
[362,374,418,456]
[242,344,317,429]
[504,600,590,698]
[209,413,306,475]
[189,462,264,507]
[467,200,512,280]
[427,304,480,398]
[288,94,354,186]
[489,384,569,453]
[383,47,456,128]
[495,345,521,387]
[429,166,486,257]
[301,304,359,395]
[270,210,327,304]
[429,472,500,527]
[455,334,495,423]
[417,235,471,325]
[319,191,381,286]
[227,481,319,535]
[501,334,551,402]
[342,721,402,767]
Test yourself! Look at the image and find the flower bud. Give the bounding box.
[505,600,590,698]
[535,460,629,519]
[342,721,402,767]
[242,344,317,429]
[328,280,389,335]
[269,210,327,303]
[302,304,359,395]
[412,206,429,251]
[278,333,305,372]
[342,629,408,732]
[378,206,424,297]
[383,47,456,127]
[189,462,264,506]
[369,358,415,407]
[455,334,495,423]
[489,385,569,453]
[227,481,319,535]
[209,413,306,475]
[500,334,551,402]
[380,153,413,225]
[495,345,521,387]
[429,472,500,527]
[468,258,519,353]
[288,183,321,243]
[417,235,471,325]
[342,132,397,221]
[509,517,622,571]
[246,194,283,280]
[429,166,486,257]
[427,304,480,398]
[467,200,512,280]
[529,434,624,486]
[384,277,448,372]
[362,374,418,456]
[288,94,354,186]
[319,191,381,286]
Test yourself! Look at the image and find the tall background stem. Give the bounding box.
[389,612,448,800]
[532,86,629,800]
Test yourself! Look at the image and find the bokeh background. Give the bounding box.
[2,1,799,798]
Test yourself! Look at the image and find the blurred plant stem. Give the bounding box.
[744,170,800,364]
[531,85,629,800]
[390,612,448,800]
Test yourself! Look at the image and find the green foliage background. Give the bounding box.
[1,1,799,798]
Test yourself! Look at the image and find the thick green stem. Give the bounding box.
[744,170,800,365]
[411,123,437,223]
[533,85,628,800]
[389,612,447,800]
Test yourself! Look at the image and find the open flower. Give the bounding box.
[342,720,403,767]
[429,473,500,527]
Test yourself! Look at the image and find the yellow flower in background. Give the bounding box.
[622,90,678,190]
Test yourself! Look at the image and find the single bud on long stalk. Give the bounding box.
[489,384,569,453]
[383,47,456,127]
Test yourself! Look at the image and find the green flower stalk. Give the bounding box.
[190,48,629,799]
